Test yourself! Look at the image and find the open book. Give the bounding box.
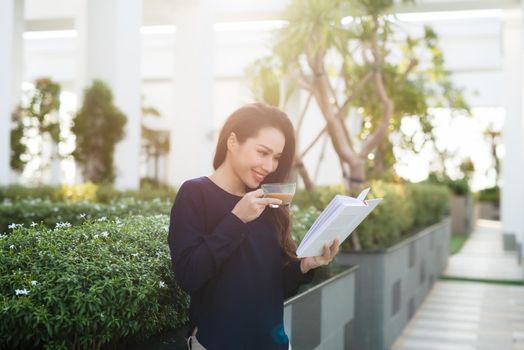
[296,188,382,258]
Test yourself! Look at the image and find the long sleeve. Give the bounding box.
[282,257,315,299]
[167,183,247,293]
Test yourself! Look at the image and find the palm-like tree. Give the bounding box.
[248,0,469,194]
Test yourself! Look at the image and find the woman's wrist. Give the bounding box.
[231,209,247,223]
[300,259,310,274]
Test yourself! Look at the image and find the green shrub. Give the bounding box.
[426,173,470,195]
[0,184,60,202]
[0,183,177,204]
[95,183,177,204]
[290,205,321,245]
[353,181,415,250]
[0,198,171,233]
[407,183,451,229]
[0,216,188,350]
[293,184,346,211]
[476,186,499,204]
[290,181,449,250]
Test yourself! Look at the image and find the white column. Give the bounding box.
[76,0,142,189]
[520,2,524,263]
[11,0,23,110]
[0,0,23,185]
[170,0,215,186]
[501,10,524,257]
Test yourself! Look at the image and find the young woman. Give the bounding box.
[167,103,340,350]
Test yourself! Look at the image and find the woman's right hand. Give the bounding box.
[231,189,282,223]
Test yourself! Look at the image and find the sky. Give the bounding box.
[394,107,504,191]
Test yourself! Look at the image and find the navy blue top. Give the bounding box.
[167,176,314,350]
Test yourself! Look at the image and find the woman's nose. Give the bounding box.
[262,157,274,173]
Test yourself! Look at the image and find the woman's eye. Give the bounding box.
[258,150,268,156]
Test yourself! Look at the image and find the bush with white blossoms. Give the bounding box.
[0,198,171,233]
[290,205,321,246]
[0,215,189,350]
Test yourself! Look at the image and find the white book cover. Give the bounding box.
[296,187,382,258]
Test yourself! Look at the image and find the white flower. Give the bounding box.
[80,213,87,218]
[30,222,37,227]
[8,223,17,229]
[9,244,15,249]
[97,216,107,222]
[31,280,38,286]
[100,231,109,238]
[15,288,30,295]
[55,222,71,229]
[131,253,139,257]
[93,234,99,239]
[53,207,59,212]
[158,281,167,288]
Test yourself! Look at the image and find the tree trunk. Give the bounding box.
[370,146,386,180]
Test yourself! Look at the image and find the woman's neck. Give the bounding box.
[209,163,247,197]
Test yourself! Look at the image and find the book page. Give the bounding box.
[297,198,382,257]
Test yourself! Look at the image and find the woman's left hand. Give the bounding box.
[300,237,341,273]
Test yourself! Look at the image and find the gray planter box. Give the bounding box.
[451,195,474,234]
[475,201,500,220]
[335,218,451,350]
[503,232,517,251]
[284,265,358,350]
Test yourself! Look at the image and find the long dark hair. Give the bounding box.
[213,102,299,263]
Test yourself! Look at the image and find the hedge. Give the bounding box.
[0,198,172,234]
[0,181,450,348]
[0,216,188,350]
[292,181,450,250]
[0,183,177,204]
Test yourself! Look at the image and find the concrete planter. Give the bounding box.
[451,195,474,234]
[475,201,500,221]
[284,265,358,350]
[335,218,451,350]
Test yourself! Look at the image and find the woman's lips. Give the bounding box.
[252,170,265,183]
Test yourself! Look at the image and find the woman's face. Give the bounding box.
[228,127,286,190]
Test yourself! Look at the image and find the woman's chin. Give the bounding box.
[245,179,260,190]
[247,183,259,190]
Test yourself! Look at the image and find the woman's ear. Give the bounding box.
[227,132,238,152]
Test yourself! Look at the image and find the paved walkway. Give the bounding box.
[392,220,524,350]
[444,220,523,281]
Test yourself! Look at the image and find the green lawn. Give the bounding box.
[450,233,468,255]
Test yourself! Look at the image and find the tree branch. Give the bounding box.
[398,58,418,83]
[294,154,314,190]
[300,126,327,159]
[337,71,373,119]
[295,92,314,139]
[289,63,313,92]
[360,16,394,157]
